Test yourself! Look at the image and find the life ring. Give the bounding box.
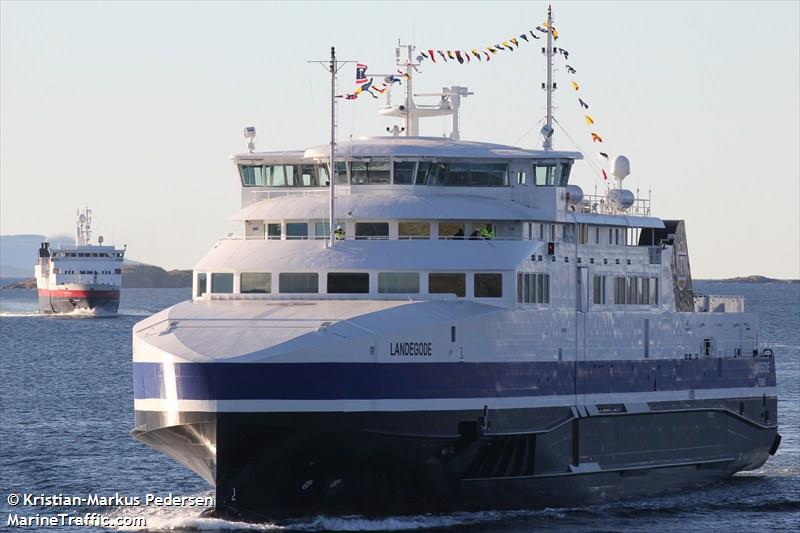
[762,347,774,358]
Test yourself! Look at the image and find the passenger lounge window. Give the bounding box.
[327,273,369,294]
[211,273,234,293]
[399,222,430,239]
[439,222,465,239]
[279,273,319,293]
[429,273,466,297]
[241,273,271,293]
[475,273,502,298]
[355,222,389,240]
[378,272,420,293]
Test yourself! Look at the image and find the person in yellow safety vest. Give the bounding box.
[479,226,495,239]
[334,225,346,240]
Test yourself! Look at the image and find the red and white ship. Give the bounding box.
[35,207,125,315]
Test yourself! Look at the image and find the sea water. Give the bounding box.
[1,282,797,532]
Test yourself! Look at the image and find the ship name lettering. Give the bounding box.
[389,342,432,356]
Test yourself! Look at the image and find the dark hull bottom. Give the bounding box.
[133,397,779,520]
[39,295,119,315]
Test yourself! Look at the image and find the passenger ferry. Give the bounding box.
[131,12,779,520]
[35,207,125,315]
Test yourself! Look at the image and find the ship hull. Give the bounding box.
[38,288,120,315]
[133,395,779,520]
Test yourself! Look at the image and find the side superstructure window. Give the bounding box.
[516,273,550,303]
[475,273,503,298]
[614,276,659,305]
[196,273,207,297]
[378,272,420,294]
[314,222,330,240]
[415,161,432,185]
[393,161,416,184]
[429,273,466,297]
[241,273,271,293]
[355,222,389,240]
[211,273,233,293]
[399,222,430,239]
[593,275,606,304]
[267,223,281,240]
[279,273,319,293]
[327,273,369,294]
[286,222,309,240]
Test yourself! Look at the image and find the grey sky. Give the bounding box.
[1,1,798,278]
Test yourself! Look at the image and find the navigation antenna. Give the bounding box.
[541,4,555,150]
[76,206,92,246]
[310,47,356,247]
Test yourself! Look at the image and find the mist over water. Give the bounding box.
[1,283,797,532]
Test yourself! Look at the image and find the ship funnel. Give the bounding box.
[612,155,630,180]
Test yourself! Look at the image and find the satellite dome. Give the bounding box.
[612,155,630,180]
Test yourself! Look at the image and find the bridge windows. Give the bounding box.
[393,161,416,184]
[211,273,234,294]
[327,272,369,294]
[414,161,508,187]
[350,160,391,185]
[429,273,466,297]
[475,273,502,298]
[239,164,325,187]
[241,272,271,293]
[279,273,319,293]
[533,162,570,187]
[378,272,420,294]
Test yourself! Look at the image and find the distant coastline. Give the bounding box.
[697,276,799,284]
[2,263,192,289]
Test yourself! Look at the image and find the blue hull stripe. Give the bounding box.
[133,359,774,401]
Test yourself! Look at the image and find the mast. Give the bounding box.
[542,4,555,150]
[329,46,337,247]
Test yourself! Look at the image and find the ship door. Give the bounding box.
[575,266,589,404]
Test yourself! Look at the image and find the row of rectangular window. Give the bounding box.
[516,273,551,304]
[240,161,573,188]
[56,252,123,258]
[197,272,503,298]
[260,221,495,240]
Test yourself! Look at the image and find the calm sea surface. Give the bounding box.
[1,282,798,532]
